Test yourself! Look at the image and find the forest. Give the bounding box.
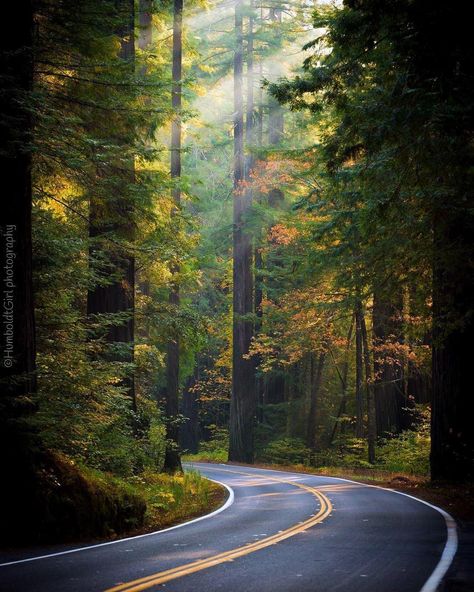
[1,0,473,552]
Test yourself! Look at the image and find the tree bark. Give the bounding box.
[268,6,284,145]
[0,0,36,409]
[0,0,36,455]
[138,0,152,51]
[0,0,39,543]
[306,351,326,451]
[361,310,376,464]
[163,0,183,473]
[229,0,255,463]
[180,367,199,454]
[431,209,474,481]
[330,314,354,444]
[372,290,411,436]
[268,96,284,146]
[267,92,284,207]
[355,302,364,438]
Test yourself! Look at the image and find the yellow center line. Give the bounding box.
[246,490,305,498]
[104,467,333,592]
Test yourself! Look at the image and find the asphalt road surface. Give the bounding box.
[0,462,456,592]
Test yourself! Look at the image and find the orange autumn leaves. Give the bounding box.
[234,156,310,196]
[248,286,337,372]
[240,155,330,371]
[268,223,299,245]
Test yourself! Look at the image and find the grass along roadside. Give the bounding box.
[75,466,228,542]
[124,469,227,536]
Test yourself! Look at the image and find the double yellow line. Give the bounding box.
[105,468,333,592]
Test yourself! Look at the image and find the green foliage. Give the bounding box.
[311,438,375,470]
[252,0,474,472]
[255,420,430,477]
[182,425,229,462]
[201,424,229,450]
[258,438,312,466]
[377,413,431,476]
[129,469,223,528]
[185,449,228,463]
[84,401,166,476]
[29,0,194,486]
[194,425,228,461]
[1,2,220,547]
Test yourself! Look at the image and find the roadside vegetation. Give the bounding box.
[8,454,224,546]
[184,417,430,478]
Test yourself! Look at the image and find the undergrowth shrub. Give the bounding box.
[196,425,228,461]
[257,438,312,465]
[376,424,430,476]
[130,469,222,527]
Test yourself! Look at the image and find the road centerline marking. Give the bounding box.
[104,467,333,592]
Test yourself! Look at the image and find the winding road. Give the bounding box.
[0,463,456,592]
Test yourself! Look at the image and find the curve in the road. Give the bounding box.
[104,469,332,592]
[0,462,458,592]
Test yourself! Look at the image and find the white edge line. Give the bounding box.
[0,476,234,568]
[189,462,458,592]
[319,475,458,592]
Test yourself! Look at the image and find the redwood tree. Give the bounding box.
[372,290,411,436]
[229,0,256,463]
[0,1,36,407]
[0,0,38,542]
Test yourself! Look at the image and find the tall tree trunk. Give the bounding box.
[355,302,364,437]
[229,0,255,463]
[87,0,136,410]
[0,4,35,393]
[138,0,152,51]
[0,0,38,543]
[361,311,376,464]
[330,314,354,444]
[372,289,411,437]
[306,351,326,451]
[431,210,474,481]
[254,224,264,423]
[163,0,183,472]
[265,374,285,404]
[0,0,36,410]
[406,286,431,405]
[286,360,304,438]
[407,341,431,404]
[180,366,199,454]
